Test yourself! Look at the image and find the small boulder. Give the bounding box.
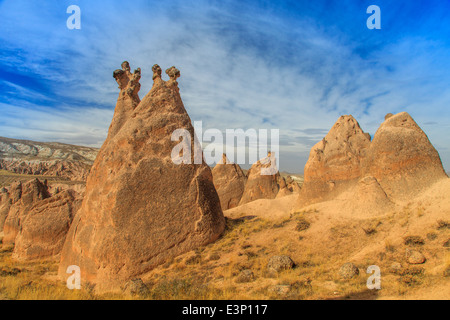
[339,263,359,279]
[269,284,291,296]
[235,269,255,283]
[267,255,294,272]
[406,249,426,264]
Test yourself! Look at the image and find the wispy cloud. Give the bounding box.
[0,0,450,171]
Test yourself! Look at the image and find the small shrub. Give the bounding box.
[437,220,449,230]
[295,219,311,232]
[185,255,202,265]
[404,236,425,246]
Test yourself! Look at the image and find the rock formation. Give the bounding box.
[108,61,141,138]
[1,179,81,260]
[12,189,81,260]
[285,176,301,193]
[363,112,447,199]
[275,176,292,198]
[58,62,226,292]
[212,154,247,210]
[297,115,371,207]
[2,179,51,244]
[297,112,448,209]
[239,152,281,205]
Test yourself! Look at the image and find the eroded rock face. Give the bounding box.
[1,179,80,261]
[212,154,247,210]
[239,153,280,205]
[2,179,51,244]
[275,176,292,199]
[363,112,447,199]
[297,112,447,209]
[58,63,225,292]
[108,61,141,138]
[297,115,371,207]
[12,189,81,260]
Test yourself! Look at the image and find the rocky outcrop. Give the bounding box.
[275,176,292,198]
[297,112,447,209]
[2,179,51,244]
[58,62,226,292]
[297,115,371,207]
[239,152,281,205]
[12,189,81,260]
[212,154,247,210]
[1,179,80,260]
[363,112,447,199]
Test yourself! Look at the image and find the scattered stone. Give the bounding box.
[389,262,402,274]
[406,249,426,264]
[235,269,255,283]
[267,255,295,272]
[339,263,359,279]
[269,285,291,296]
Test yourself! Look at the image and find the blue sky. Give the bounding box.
[1,0,450,172]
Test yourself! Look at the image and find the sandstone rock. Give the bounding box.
[339,263,359,279]
[406,249,426,264]
[235,269,255,283]
[297,112,447,210]
[275,176,292,199]
[389,262,403,274]
[3,179,50,244]
[58,62,225,293]
[297,115,371,207]
[108,61,141,138]
[239,152,280,205]
[269,284,291,296]
[363,112,447,199]
[212,154,247,210]
[12,189,81,260]
[267,255,295,272]
[285,176,301,193]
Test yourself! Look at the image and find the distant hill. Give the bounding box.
[0,136,99,182]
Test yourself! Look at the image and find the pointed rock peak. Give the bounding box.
[59,63,225,292]
[165,66,181,86]
[113,61,141,99]
[217,153,230,164]
[380,111,420,130]
[152,64,162,80]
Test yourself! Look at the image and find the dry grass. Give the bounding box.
[1,191,449,300]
